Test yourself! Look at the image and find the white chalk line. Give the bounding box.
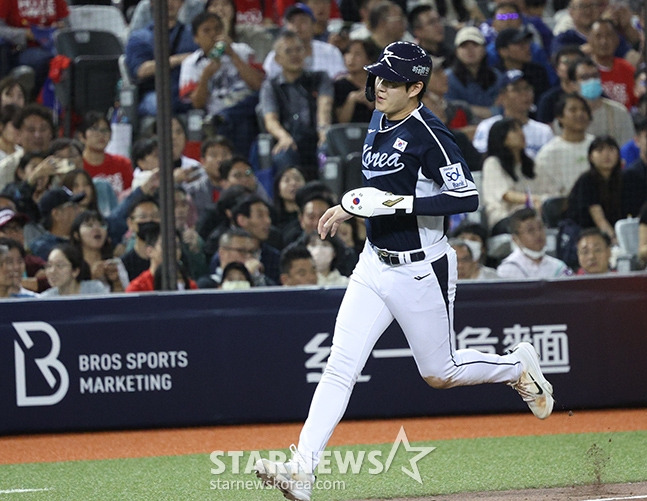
[581,495,647,501]
[0,487,53,494]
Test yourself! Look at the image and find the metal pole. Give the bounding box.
[642,1,646,66]
[153,0,178,291]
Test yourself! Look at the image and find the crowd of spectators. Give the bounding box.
[0,0,646,298]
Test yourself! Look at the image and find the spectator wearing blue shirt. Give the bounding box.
[482,3,557,87]
[620,115,645,166]
[626,118,647,187]
[493,27,551,107]
[124,0,198,117]
[445,26,503,121]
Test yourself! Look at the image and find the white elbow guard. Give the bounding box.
[340,187,414,217]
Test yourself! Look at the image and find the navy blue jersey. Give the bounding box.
[362,103,478,251]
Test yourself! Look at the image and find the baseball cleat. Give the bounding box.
[254,445,314,501]
[508,342,554,419]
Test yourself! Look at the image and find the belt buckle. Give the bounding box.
[378,249,394,265]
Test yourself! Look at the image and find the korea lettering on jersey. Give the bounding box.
[362,104,479,251]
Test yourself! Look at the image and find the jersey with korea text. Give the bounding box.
[362,103,479,252]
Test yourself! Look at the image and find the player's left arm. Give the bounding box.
[340,159,478,218]
[413,160,479,216]
[412,128,479,216]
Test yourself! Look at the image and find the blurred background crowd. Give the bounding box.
[0,0,645,298]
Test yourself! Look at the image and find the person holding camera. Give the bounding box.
[179,11,264,157]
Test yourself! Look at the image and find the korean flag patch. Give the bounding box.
[393,137,408,152]
[439,163,468,189]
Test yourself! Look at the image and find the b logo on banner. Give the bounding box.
[13,321,69,407]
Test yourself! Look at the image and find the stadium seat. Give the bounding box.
[321,123,369,195]
[67,5,128,48]
[614,217,640,269]
[116,54,139,134]
[0,38,13,82]
[53,29,123,136]
[541,196,567,228]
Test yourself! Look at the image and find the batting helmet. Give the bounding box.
[364,41,433,102]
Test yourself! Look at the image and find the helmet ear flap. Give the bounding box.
[365,73,376,102]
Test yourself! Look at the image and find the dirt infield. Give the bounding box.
[377,482,647,501]
[1,408,645,465]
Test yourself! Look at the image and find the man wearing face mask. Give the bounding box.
[305,232,349,286]
[569,57,635,146]
[497,207,571,279]
[449,238,498,280]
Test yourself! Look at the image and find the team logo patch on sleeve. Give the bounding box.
[393,138,408,152]
[439,163,468,189]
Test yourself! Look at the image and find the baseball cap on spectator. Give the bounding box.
[284,3,316,22]
[454,26,485,47]
[0,186,18,207]
[37,187,85,218]
[495,27,533,51]
[0,208,28,228]
[498,69,527,93]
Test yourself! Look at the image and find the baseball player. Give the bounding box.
[255,41,554,501]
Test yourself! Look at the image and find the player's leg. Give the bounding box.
[391,246,553,418]
[390,247,522,387]
[296,272,393,472]
[255,251,394,499]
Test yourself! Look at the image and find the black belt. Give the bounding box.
[374,248,426,266]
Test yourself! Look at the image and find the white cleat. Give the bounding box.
[508,342,555,419]
[254,445,314,501]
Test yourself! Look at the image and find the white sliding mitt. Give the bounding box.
[340,187,414,217]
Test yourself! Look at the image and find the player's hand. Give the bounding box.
[318,205,352,239]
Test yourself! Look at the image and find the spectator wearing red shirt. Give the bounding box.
[126,222,198,292]
[78,111,133,197]
[589,19,636,110]
[0,0,69,99]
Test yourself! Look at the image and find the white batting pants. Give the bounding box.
[296,241,522,472]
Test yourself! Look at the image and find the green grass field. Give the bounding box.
[2,431,646,500]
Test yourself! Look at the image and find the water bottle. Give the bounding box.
[208,41,227,60]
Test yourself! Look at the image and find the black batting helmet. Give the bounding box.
[364,41,433,102]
